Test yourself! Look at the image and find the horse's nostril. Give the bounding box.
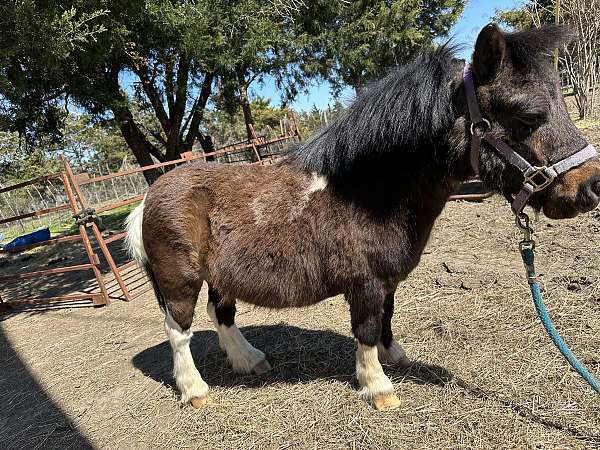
[593,180,600,197]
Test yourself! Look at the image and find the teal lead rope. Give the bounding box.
[517,213,600,395]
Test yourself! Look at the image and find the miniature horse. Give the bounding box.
[126,24,600,410]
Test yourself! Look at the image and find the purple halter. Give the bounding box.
[463,64,598,216]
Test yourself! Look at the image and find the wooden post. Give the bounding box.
[61,157,132,302]
[291,112,302,141]
[60,172,110,305]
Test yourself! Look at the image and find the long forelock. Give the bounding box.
[288,45,461,179]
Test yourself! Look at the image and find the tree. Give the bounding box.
[1,0,465,183]
[0,113,128,183]
[0,4,107,148]
[495,0,555,29]
[204,96,292,146]
[560,0,600,118]
[300,0,466,92]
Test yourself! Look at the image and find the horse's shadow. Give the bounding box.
[132,324,600,443]
[131,324,453,390]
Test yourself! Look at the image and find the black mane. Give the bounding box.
[288,45,461,180]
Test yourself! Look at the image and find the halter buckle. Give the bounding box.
[523,166,555,192]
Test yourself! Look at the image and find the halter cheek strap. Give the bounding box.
[463,64,599,216]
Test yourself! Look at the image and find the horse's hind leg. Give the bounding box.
[206,287,271,375]
[160,280,209,408]
[377,293,410,366]
[348,286,401,411]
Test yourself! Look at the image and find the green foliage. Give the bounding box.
[494,0,554,30]
[205,96,292,145]
[0,1,107,141]
[0,132,61,182]
[296,101,346,138]
[0,0,465,180]
[0,113,127,184]
[299,0,466,90]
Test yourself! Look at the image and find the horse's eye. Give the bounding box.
[516,111,547,127]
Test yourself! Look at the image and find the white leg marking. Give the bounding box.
[377,340,410,366]
[356,344,395,399]
[164,310,208,404]
[206,303,270,374]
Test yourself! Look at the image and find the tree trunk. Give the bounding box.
[113,106,162,185]
[182,73,214,152]
[198,134,216,161]
[238,83,256,141]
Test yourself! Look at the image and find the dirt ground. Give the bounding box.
[1,191,600,449]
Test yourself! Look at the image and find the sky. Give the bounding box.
[255,0,524,112]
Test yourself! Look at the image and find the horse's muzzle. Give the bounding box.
[543,172,600,219]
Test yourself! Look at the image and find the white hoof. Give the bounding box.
[179,377,209,406]
[229,346,269,374]
[373,393,401,411]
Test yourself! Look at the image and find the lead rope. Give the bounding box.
[516,213,600,394]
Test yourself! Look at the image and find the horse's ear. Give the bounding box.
[472,23,507,84]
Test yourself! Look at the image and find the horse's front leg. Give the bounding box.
[377,293,410,367]
[348,286,401,411]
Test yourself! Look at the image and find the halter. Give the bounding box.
[462,64,598,216]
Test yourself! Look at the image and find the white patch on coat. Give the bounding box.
[164,310,208,404]
[251,172,328,225]
[355,343,395,399]
[124,198,147,264]
[250,198,268,226]
[288,172,328,220]
[307,172,328,194]
[206,302,269,374]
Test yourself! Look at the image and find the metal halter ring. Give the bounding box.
[470,118,491,137]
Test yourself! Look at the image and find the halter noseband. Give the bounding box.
[463,64,598,216]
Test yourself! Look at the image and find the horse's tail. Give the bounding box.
[125,198,167,311]
[125,197,166,311]
[125,198,147,265]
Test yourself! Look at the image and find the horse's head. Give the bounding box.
[470,24,600,219]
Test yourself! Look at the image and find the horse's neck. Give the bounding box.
[335,169,457,242]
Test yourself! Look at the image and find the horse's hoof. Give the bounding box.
[253,359,272,375]
[190,395,211,408]
[394,357,412,368]
[373,393,401,411]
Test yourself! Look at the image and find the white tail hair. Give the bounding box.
[125,198,147,265]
